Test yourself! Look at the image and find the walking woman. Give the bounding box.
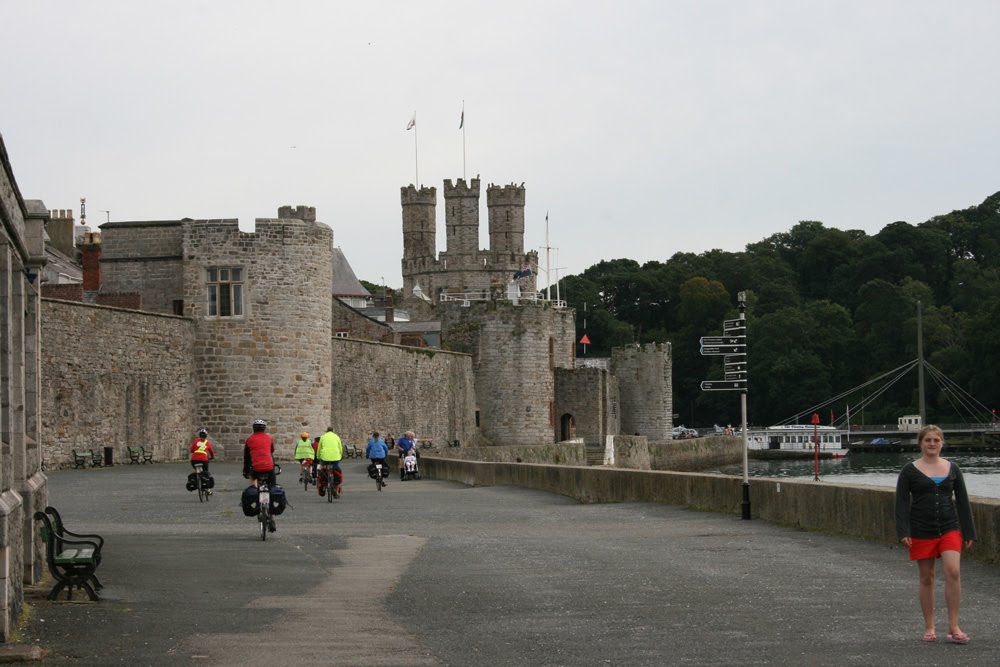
[895,424,976,644]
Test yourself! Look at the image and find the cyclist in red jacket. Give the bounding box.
[243,419,275,487]
[189,428,216,495]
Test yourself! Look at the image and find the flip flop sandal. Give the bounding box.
[946,632,970,644]
[922,632,937,642]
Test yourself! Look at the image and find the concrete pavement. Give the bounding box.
[16,460,1000,666]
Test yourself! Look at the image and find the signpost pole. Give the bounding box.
[738,291,750,520]
[812,412,821,482]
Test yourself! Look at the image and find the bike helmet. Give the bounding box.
[300,431,309,439]
[252,418,267,432]
[197,428,208,437]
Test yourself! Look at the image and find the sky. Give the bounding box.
[3,1,1000,288]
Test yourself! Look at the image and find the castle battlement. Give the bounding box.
[486,183,526,206]
[443,178,480,198]
[277,205,317,222]
[400,185,437,205]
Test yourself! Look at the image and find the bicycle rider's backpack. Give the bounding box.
[241,486,259,517]
[269,485,287,515]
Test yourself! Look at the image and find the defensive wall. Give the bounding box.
[40,299,197,467]
[328,337,477,448]
[416,457,1000,566]
[612,343,673,440]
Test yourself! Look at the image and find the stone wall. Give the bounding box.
[182,217,333,458]
[612,343,673,440]
[649,436,743,472]
[327,337,477,450]
[554,367,617,445]
[98,220,185,314]
[416,457,1000,566]
[332,298,395,343]
[422,442,587,466]
[441,300,575,447]
[40,299,197,466]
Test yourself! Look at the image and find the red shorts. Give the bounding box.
[909,530,962,560]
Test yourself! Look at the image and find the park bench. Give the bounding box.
[34,510,101,601]
[127,446,154,464]
[71,449,103,469]
[343,444,361,459]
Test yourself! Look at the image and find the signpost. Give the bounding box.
[812,412,821,481]
[699,291,751,520]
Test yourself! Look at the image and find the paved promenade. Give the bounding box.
[18,460,1000,666]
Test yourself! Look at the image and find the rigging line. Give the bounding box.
[924,360,995,416]
[777,360,919,425]
[924,364,992,421]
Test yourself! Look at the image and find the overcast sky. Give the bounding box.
[3,1,999,288]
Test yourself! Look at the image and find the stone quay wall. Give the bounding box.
[417,457,1000,567]
[40,299,197,467]
[327,338,477,450]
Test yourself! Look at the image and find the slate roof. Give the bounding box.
[332,247,372,297]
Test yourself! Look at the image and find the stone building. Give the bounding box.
[401,179,539,302]
[0,134,48,640]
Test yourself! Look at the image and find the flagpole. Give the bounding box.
[413,111,419,185]
[462,100,466,181]
[545,211,551,301]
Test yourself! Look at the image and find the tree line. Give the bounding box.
[559,191,1000,428]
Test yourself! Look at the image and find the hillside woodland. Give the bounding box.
[559,192,1000,428]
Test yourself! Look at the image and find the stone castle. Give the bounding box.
[0,126,674,637]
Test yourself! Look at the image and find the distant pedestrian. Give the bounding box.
[895,424,976,644]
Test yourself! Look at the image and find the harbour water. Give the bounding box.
[714,451,1000,500]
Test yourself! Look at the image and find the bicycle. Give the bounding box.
[256,465,281,541]
[194,462,209,503]
[371,460,386,491]
[299,460,315,492]
[318,462,342,503]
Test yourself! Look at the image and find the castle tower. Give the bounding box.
[400,185,437,296]
[612,343,673,440]
[182,207,334,458]
[443,178,480,264]
[487,183,525,257]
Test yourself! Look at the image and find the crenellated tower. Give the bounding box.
[443,178,481,264]
[487,183,525,258]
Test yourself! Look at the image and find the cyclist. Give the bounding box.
[189,428,216,495]
[316,427,344,497]
[366,431,389,486]
[294,431,316,483]
[396,430,416,481]
[244,419,276,531]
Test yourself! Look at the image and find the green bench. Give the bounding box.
[35,509,102,601]
[71,449,103,469]
[127,446,154,464]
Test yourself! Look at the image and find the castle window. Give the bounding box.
[206,267,244,317]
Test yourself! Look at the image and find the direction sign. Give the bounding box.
[723,318,744,329]
[700,345,745,356]
[700,336,745,346]
[701,380,747,391]
[725,371,747,381]
[724,360,747,371]
[723,322,746,334]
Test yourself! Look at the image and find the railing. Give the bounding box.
[439,290,566,308]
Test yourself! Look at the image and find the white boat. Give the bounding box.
[746,424,849,458]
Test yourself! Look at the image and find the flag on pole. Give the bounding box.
[513,263,532,279]
[830,408,835,425]
[459,108,464,129]
[406,114,415,131]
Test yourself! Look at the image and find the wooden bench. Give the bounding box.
[71,449,103,468]
[127,446,154,464]
[34,511,101,601]
[344,444,361,459]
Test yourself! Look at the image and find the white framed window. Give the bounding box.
[207,267,244,317]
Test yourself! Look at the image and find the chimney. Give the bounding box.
[82,232,102,291]
[384,288,395,323]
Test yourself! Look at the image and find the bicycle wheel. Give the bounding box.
[304,467,310,492]
[327,472,334,503]
[376,474,383,491]
[197,475,206,503]
[259,507,267,541]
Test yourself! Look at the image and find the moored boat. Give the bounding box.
[746,424,849,458]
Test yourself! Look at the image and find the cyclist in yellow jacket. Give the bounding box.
[294,431,316,483]
[316,427,344,497]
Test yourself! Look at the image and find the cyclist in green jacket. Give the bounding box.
[316,427,344,497]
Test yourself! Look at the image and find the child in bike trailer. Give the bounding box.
[189,428,215,494]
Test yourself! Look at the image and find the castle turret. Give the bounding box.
[487,183,525,257]
[443,178,480,264]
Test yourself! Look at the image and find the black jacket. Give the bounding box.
[895,461,976,541]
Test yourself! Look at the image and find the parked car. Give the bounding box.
[672,426,699,439]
